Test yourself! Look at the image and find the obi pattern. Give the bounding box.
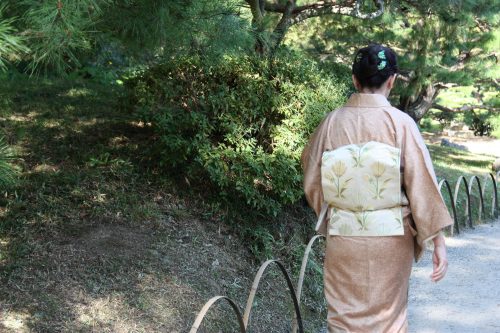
[321,141,404,236]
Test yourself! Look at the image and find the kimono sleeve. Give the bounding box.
[402,119,453,251]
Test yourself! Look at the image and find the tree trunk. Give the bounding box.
[268,1,294,57]
[248,0,267,55]
[399,84,441,123]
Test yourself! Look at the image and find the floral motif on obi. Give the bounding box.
[321,141,403,236]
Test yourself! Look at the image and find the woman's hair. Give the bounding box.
[352,44,398,88]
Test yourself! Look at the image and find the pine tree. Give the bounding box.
[3,0,249,73]
[1,0,497,124]
[284,0,499,122]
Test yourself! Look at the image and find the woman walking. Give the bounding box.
[301,44,452,332]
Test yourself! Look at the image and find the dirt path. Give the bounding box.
[408,221,500,333]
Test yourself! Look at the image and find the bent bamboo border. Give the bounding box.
[468,175,484,224]
[453,176,473,228]
[483,173,498,219]
[439,179,459,234]
[450,173,498,229]
[190,173,499,332]
[243,260,304,332]
[189,296,246,333]
[291,235,325,333]
[189,259,305,333]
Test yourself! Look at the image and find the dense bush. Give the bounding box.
[126,51,349,215]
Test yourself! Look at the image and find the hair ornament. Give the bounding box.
[377,50,387,70]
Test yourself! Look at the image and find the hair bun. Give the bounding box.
[352,44,398,88]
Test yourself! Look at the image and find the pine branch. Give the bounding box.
[264,0,384,26]
[396,72,413,82]
[432,104,500,113]
[259,0,383,54]
[432,82,457,89]
[476,78,500,89]
[19,0,108,73]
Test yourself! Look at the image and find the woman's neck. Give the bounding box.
[358,87,390,98]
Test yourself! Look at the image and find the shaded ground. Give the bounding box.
[409,221,500,333]
[0,219,258,332]
[0,77,324,332]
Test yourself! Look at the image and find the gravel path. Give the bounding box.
[423,134,500,158]
[408,221,500,333]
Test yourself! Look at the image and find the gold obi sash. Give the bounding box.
[319,141,404,237]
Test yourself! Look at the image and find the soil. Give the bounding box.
[0,216,318,333]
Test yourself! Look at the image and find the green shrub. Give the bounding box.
[490,114,500,139]
[464,109,496,137]
[126,51,349,215]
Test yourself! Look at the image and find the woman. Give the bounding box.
[301,44,452,332]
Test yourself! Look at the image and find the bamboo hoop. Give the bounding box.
[453,176,473,228]
[291,235,325,333]
[243,259,304,333]
[468,175,484,224]
[189,296,246,333]
[439,179,459,234]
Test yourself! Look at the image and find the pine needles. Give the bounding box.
[20,0,109,74]
[0,4,28,71]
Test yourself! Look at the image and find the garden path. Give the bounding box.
[408,220,500,333]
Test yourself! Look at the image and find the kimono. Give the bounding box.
[301,93,453,333]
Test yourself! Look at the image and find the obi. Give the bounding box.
[319,141,404,237]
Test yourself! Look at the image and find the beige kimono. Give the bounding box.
[301,93,453,333]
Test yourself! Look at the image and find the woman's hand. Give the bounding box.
[430,233,448,282]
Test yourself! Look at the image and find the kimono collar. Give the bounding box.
[345,93,391,108]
